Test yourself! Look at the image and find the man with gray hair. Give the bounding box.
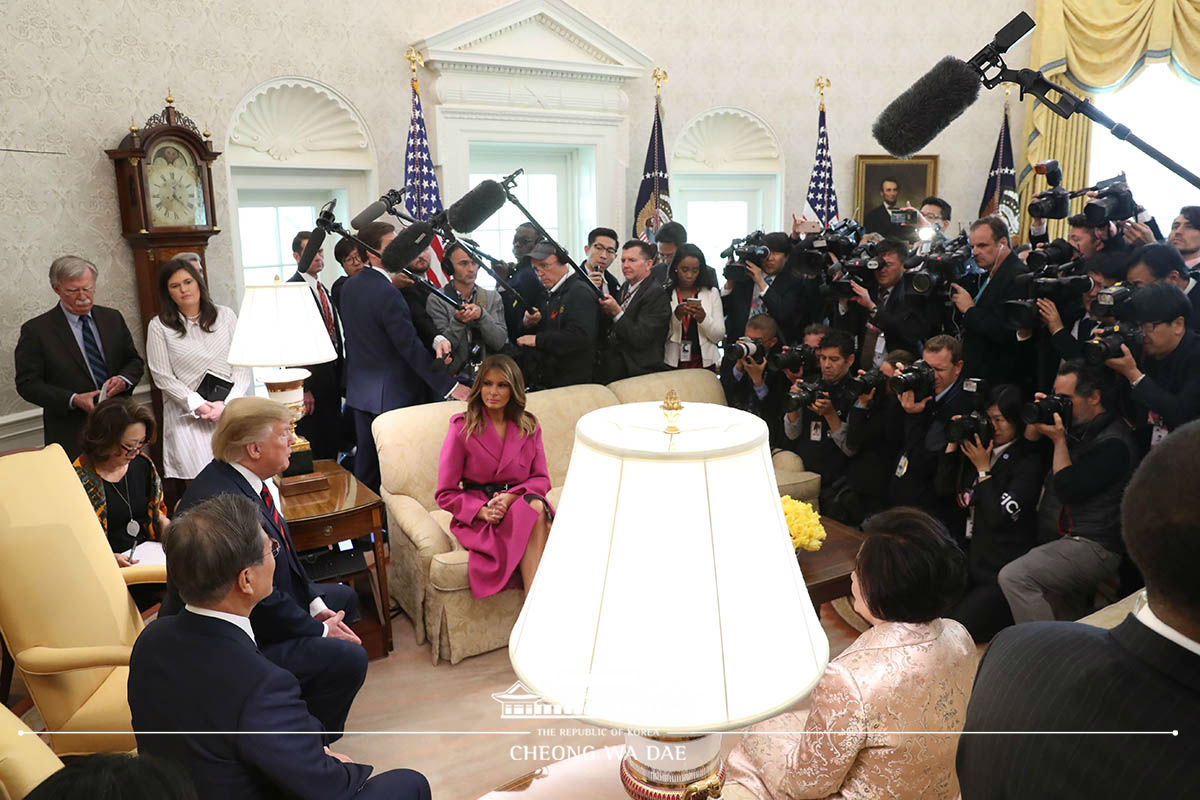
[14,255,144,459]
[131,494,431,800]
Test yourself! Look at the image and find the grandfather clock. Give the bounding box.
[106,93,222,329]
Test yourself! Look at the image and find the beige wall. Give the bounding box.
[0,0,1034,424]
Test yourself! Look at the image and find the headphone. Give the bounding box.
[441,242,470,280]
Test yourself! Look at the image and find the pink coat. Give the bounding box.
[435,413,552,597]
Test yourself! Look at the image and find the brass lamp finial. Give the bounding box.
[661,389,683,434]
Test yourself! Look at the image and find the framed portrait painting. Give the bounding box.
[853,155,939,222]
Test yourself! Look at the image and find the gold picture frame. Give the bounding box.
[853,155,940,222]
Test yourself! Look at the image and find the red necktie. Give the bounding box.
[260,485,292,553]
[316,282,335,342]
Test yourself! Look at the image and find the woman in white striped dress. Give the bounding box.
[146,257,250,480]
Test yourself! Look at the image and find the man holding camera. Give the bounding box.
[722,232,818,347]
[998,361,1136,623]
[1126,242,1200,332]
[1102,282,1200,451]
[1036,252,1127,365]
[720,314,789,447]
[952,216,1036,393]
[840,239,938,369]
[781,330,859,520]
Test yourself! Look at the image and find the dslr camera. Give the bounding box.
[845,368,888,396]
[889,360,937,402]
[785,381,824,413]
[1083,323,1144,365]
[1093,282,1137,321]
[948,411,994,447]
[1022,393,1073,426]
[772,343,819,375]
[1084,182,1138,227]
[721,231,770,283]
[727,336,767,363]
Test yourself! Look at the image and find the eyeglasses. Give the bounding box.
[590,245,618,255]
[1139,320,1170,333]
[119,440,148,455]
[59,286,96,296]
[269,539,281,558]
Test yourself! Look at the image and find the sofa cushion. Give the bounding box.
[522,384,620,488]
[429,550,471,592]
[607,369,727,406]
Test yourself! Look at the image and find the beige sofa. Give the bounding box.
[373,369,820,664]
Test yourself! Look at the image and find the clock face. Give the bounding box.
[146,139,207,227]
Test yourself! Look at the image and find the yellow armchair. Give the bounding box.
[0,445,148,755]
[0,705,63,800]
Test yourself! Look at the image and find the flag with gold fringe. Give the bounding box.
[979,100,1020,237]
[633,93,672,242]
[403,63,444,287]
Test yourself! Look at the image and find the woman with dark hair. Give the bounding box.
[145,258,249,481]
[724,508,975,800]
[25,752,197,800]
[436,355,552,596]
[72,397,169,568]
[937,384,1049,642]
[663,244,725,370]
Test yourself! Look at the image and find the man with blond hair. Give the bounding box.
[160,396,367,741]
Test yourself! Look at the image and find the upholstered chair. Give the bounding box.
[0,704,63,799]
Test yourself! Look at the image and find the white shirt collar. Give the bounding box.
[184,604,256,644]
[230,461,266,495]
[1136,601,1200,658]
[1186,276,1197,295]
[370,265,392,281]
[989,439,1014,467]
[299,271,319,290]
[549,270,572,294]
[627,277,646,294]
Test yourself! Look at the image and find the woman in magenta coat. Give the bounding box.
[436,355,553,597]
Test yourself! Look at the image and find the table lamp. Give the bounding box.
[227,280,336,494]
[509,397,829,800]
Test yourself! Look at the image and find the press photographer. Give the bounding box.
[841,351,913,520]
[1097,282,1200,451]
[1036,252,1128,364]
[887,335,980,537]
[998,361,1136,623]
[780,330,859,520]
[952,216,1036,392]
[722,232,821,346]
[1125,242,1200,331]
[936,385,1049,642]
[720,314,790,445]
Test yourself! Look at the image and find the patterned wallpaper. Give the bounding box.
[0,0,1034,419]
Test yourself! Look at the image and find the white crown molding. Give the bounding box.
[434,72,629,113]
[673,106,783,171]
[418,0,651,83]
[228,76,373,163]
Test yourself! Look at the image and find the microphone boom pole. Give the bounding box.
[449,236,534,315]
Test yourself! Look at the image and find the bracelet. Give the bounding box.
[977,470,989,480]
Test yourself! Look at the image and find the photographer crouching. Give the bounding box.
[998,361,1137,623]
[719,314,790,447]
[1096,281,1200,451]
[780,330,859,521]
[936,385,1049,642]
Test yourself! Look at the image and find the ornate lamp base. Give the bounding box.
[619,734,724,800]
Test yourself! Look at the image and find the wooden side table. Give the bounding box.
[797,517,864,607]
[280,459,393,658]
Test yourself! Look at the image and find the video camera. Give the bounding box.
[721,231,770,283]
[1027,159,1129,220]
[1001,262,1095,329]
[903,233,978,300]
[827,242,881,298]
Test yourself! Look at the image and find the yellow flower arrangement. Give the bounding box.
[782,495,826,552]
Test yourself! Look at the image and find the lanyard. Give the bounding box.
[676,289,696,335]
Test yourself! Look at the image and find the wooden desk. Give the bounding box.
[280,459,392,657]
[798,517,864,607]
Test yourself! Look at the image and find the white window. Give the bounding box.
[236,192,334,286]
[467,143,596,288]
[1088,64,1200,227]
[672,173,781,269]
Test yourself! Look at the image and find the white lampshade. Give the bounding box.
[227,282,336,367]
[509,402,829,733]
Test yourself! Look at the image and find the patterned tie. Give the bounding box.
[79,315,108,389]
[749,274,774,318]
[260,484,292,554]
[619,282,633,309]
[316,282,335,342]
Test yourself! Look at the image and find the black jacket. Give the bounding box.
[782,374,857,482]
[501,260,545,340]
[959,251,1036,391]
[720,350,790,449]
[723,268,823,346]
[957,616,1200,798]
[1129,330,1200,448]
[14,304,144,460]
[522,273,599,388]
[598,279,671,382]
[287,272,344,459]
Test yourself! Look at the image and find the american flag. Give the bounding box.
[802,105,839,227]
[633,95,672,241]
[403,76,444,287]
[979,100,1020,237]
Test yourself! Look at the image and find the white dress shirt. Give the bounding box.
[1136,601,1200,658]
[184,604,256,644]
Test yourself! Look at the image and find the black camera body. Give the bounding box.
[771,344,818,375]
[1084,182,1137,226]
[903,234,973,299]
[728,336,767,363]
[1024,238,1076,270]
[721,231,770,280]
[828,243,881,297]
[786,381,824,412]
[1001,270,1095,329]
[889,360,937,402]
[846,368,888,396]
[948,411,994,447]
[1028,186,1070,219]
[1083,323,1144,365]
[1022,393,1073,426]
[1093,282,1136,321]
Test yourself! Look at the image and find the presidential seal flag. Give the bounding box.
[633,93,672,241]
[979,101,1019,237]
[404,69,444,286]
[803,103,840,227]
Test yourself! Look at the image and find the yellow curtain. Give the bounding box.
[1017,0,1200,240]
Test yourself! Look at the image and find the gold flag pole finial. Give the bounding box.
[405,47,425,88]
[651,67,668,95]
[814,77,831,111]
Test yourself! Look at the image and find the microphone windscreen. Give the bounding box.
[446,180,506,233]
[350,200,388,230]
[872,56,981,158]
[380,222,436,273]
[296,227,326,274]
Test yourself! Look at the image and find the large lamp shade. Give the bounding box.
[227,282,336,367]
[509,401,829,734]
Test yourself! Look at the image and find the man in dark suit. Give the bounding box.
[14,256,144,459]
[957,421,1200,798]
[161,397,367,739]
[341,222,470,494]
[514,241,599,389]
[1126,241,1200,332]
[330,237,365,315]
[951,216,1035,394]
[289,231,344,460]
[597,240,671,383]
[836,239,939,367]
[723,232,822,347]
[132,493,430,800]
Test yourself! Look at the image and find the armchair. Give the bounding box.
[0,704,63,800]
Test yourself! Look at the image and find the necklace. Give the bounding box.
[107,474,140,539]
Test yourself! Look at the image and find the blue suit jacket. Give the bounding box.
[161,460,325,643]
[130,610,372,800]
[340,268,455,415]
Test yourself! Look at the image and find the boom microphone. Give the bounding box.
[380,222,437,273]
[443,180,507,233]
[295,212,329,275]
[350,199,389,230]
[872,56,981,158]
